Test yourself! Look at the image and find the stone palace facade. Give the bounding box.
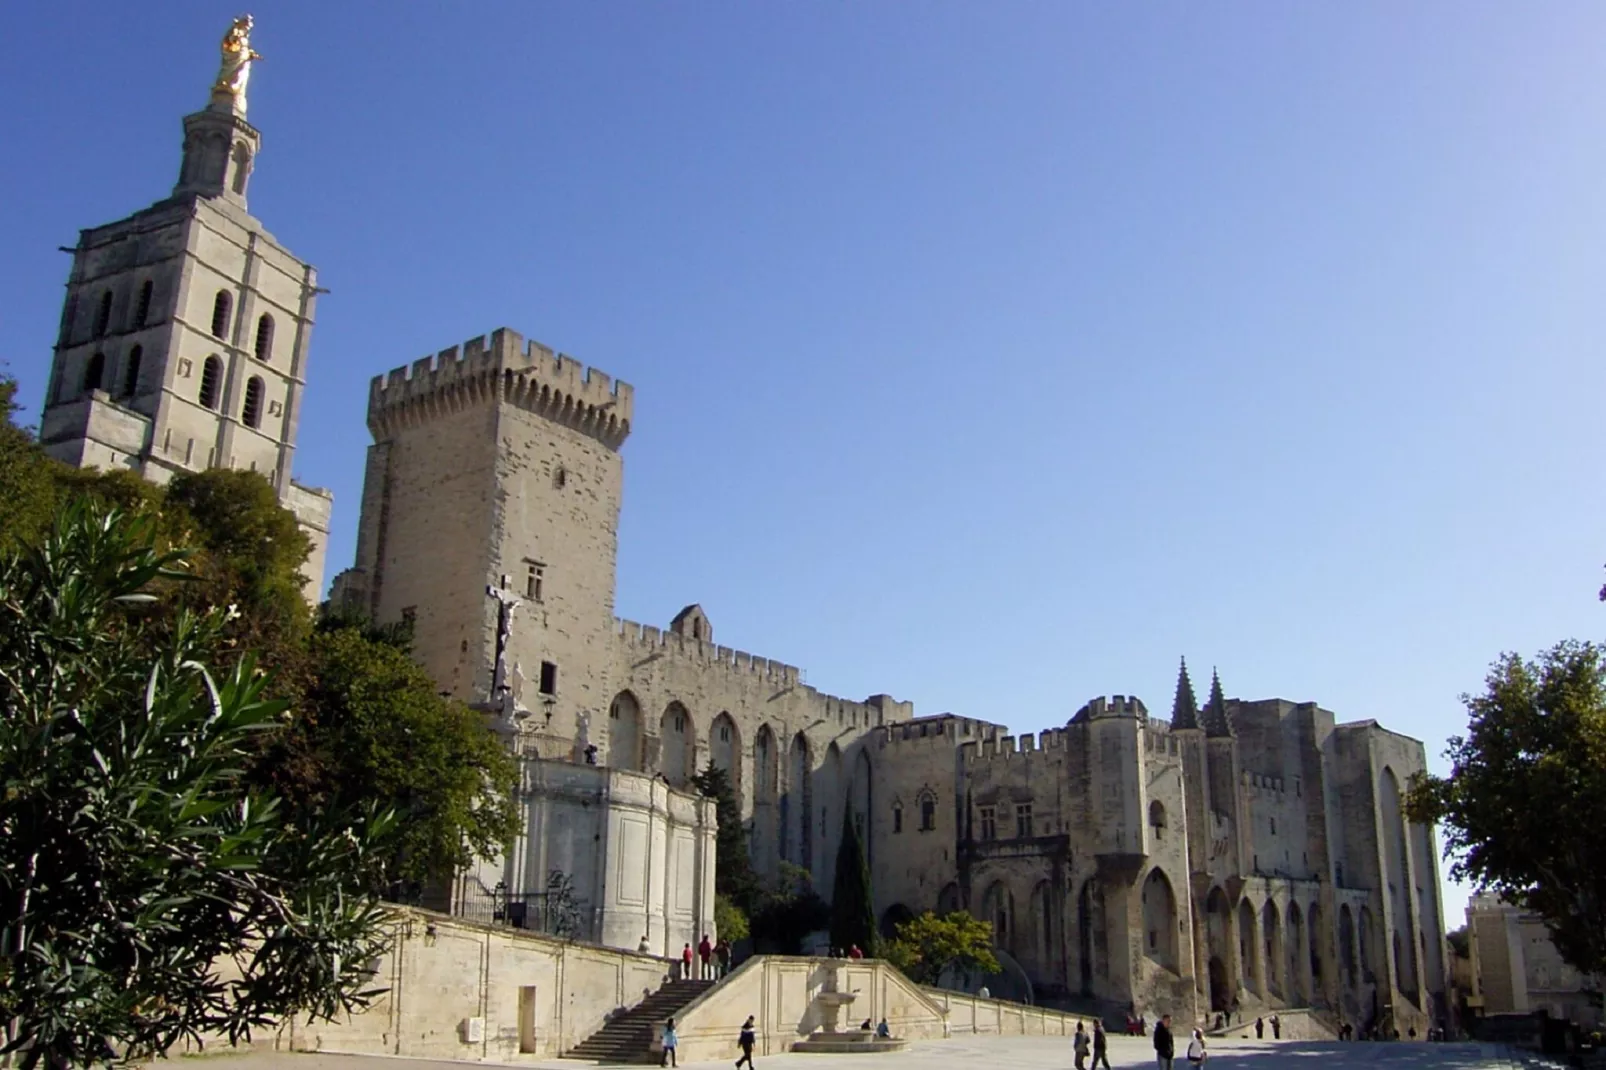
[38,22,1449,1038]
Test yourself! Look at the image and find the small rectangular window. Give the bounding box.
[1015,803,1033,839]
[525,560,545,601]
[920,796,936,831]
[539,660,557,696]
[979,806,996,842]
[893,806,903,834]
[1270,817,1277,834]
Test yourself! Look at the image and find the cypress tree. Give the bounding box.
[829,808,876,955]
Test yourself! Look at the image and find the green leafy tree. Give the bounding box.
[0,506,393,1068]
[829,810,876,955]
[751,863,830,954]
[0,377,61,553]
[265,619,519,896]
[714,895,749,944]
[1407,640,1606,977]
[881,911,1000,985]
[692,762,760,912]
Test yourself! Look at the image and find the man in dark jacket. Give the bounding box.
[1154,1014,1175,1070]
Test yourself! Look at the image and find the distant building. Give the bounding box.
[1466,893,1602,1030]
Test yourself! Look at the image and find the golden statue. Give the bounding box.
[211,15,262,116]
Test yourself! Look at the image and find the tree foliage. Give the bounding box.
[881,911,1000,986]
[0,506,393,1067]
[750,862,830,955]
[829,810,875,955]
[714,895,749,944]
[692,762,759,911]
[1406,640,1606,977]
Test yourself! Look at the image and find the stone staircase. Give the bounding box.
[566,978,718,1064]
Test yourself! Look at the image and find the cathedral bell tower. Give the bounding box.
[37,16,333,600]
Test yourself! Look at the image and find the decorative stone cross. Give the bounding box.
[486,574,523,703]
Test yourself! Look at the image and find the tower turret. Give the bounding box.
[1202,667,1233,737]
[1171,657,1200,730]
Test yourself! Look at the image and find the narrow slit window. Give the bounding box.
[135,280,154,327]
[83,352,106,393]
[94,291,113,337]
[254,313,274,361]
[122,345,143,397]
[539,661,558,696]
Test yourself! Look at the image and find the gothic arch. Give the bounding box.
[122,345,142,397]
[751,724,779,875]
[1307,901,1325,993]
[1339,903,1357,988]
[1379,767,1420,1001]
[198,356,223,410]
[1263,900,1284,998]
[242,376,264,429]
[210,290,232,340]
[1287,901,1306,1002]
[254,313,274,362]
[1149,799,1168,840]
[1359,905,1377,983]
[1141,868,1179,972]
[1077,878,1108,994]
[84,352,106,393]
[881,903,914,940]
[981,880,1015,953]
[710,711,740,790]
[1203,887,1236,1011]
[1028,879,1055,970]
[660,701,694,786]
[785,732,812,869]
[850,748,873,865]
[1238,898,1261,993]
[817,742,843,888]
[607,690,643,771]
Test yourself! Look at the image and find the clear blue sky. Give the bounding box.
[5,3,1606,925]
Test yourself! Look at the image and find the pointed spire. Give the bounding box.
[1171,657,1200,730]
[1203,667,1233,737]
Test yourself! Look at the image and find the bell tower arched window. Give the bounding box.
[199,356,223,410]
[253,314,274,362]
[135,280,154,327]
[94,292,113,338]
[122,345,143,397]
[84,352,106,393]
[210,291,232,340]
[242,376,264,429]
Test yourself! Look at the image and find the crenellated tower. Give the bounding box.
[336,327,634,756]
[36,16,332,599]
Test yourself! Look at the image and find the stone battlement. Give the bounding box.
[879,715,1003,749]
[959,726,1074,764]
[616,618,802,688]
[1073,694,1149,721]
[368,327,633,448]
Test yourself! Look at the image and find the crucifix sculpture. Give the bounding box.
[486,574,523,705]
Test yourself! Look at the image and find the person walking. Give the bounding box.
[1254,1016,1264,1040]
[735,1014,757,1069]
[1270,1015,1281,1040]
[1186,1028,1207,1066]
[1093,1019,1111,1070]
[699,934,714,980]
[661,1018,679,1068]
[681,943,693,981]
[1154,1014,1175,1070]
[1074,1022,1090,1070]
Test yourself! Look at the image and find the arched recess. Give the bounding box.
[607,691,643,771]
[1028,880,1055,971]
[752,724,779,875]
[1287,901,1306,1003]
[816,743,843,889]
[786,732,812,870]
[850,748,873,867]
[1379,768,1420,1002]
[1141,868,1179,972]
[1263,900,1284,998]
[937,882,961,914]
[1358,905,1377,983]
[210,290,231,340]
[981,881,1015,953]
[1339,904,1357,988]
[1308,901,1325,993]
[710,712,740,789]
[1077,878,1108,995]
[659,701,694,786]
[84,352,106,393]
[881,903,914,941]
[1238,898,1261,993]
[1149,799,1168,841]
[1204,887,1236,1012]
